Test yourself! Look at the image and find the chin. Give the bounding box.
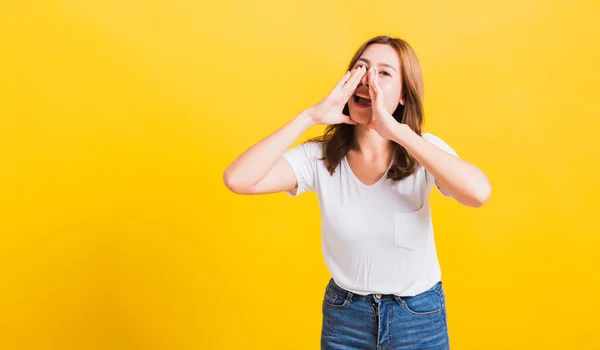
[348,105,372,124]
[354,117,371,125]
[348,113,372,125]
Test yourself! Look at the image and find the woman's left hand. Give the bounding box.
[367,67,402,140]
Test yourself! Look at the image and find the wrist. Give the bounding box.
[391,123,412,144]
[297,108,317,128]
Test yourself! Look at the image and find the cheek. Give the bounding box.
[379,81,401,109]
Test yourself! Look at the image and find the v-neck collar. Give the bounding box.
[343,154,394,188]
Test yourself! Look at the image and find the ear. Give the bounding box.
[399,92,405,106]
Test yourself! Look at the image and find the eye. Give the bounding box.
[379,71,391,76]
[355,64,367,70]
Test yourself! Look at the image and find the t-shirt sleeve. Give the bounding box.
[422,133,459,197]
[281,141,321,197]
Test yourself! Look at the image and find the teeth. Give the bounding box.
[355,94,370,100]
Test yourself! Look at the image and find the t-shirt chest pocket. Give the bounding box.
[392,204,432,250]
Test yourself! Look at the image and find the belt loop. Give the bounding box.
[393,295,403,306]
[346,291,354,302]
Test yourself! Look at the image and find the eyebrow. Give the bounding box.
[356,58,398,73]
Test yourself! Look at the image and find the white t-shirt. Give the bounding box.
[282,133,459,297]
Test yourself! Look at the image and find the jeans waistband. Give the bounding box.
[326,278,442,303]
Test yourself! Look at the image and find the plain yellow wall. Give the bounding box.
[1,0,599,349]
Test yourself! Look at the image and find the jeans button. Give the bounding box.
[375,294,382,298]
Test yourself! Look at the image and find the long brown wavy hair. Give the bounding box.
[308,35,425,181]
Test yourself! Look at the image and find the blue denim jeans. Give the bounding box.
[321,278,449,350]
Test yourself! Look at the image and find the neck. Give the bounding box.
[351,124,394,161]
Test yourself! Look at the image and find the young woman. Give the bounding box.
[223,35,491,350]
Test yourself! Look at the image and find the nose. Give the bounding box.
[359,70,369,86]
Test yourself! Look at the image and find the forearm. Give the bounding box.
[391,124,491,207]
[223,110,315,188]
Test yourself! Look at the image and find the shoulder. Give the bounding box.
[283,140,324,161]
[298,140,323,155]
[421,132,459,157]
[422,132,443,144]
[302,140,324,153]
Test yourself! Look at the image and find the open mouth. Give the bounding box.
[353,93,371,107]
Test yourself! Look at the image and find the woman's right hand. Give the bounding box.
[306,66,366,125]
[223,66,366,195]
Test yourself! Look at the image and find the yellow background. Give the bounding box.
[1,0,599,349]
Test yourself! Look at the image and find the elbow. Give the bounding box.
[453,173,491,208]
[468,180,492,208]
[223,170,241,194]
[222,170,251,194]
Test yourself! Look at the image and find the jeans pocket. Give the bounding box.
[323,285,350,308]
[400,289,443,316]
[393,204,431,250]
